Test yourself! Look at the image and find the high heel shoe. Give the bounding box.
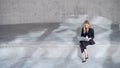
[82,59,86,63]
[82,60,86,63]
[85,57,88,59]
[85,55,88,59]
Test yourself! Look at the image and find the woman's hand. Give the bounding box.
[85,36,91,41]
[88,38,92,41]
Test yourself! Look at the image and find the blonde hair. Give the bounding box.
[83,20,91,33]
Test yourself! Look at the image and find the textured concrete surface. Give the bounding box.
[0,0,120,68]
[0,0,120,24]
[0,16,120,68]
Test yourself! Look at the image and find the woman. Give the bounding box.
[80,20,95,63]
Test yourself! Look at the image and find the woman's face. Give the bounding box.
[85,23,89,28]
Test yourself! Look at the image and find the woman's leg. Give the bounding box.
[84,49,88,59]
[82,51,86,61]
[83,41,89,59]
[80,41,86,62]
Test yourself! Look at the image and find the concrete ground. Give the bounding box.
[0,16,120,68]
[0,0,120,68]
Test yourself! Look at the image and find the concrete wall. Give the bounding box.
[0,0,120,25]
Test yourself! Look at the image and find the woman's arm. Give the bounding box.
[88,28,94,41]
[91,28,94,39]
[81,28,84,37]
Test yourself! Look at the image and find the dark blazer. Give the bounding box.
[81,28,95,45]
